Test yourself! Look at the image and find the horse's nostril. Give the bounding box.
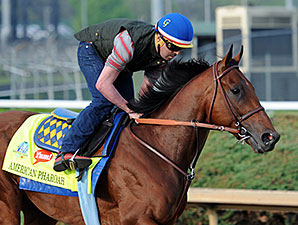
[261,132,274,146]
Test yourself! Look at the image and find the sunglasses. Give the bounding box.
[160,36,183,52]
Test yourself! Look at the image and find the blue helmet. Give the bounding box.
[156,13,194,48]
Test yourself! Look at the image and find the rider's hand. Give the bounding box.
[124,105,143,119]
[128,112,143,119]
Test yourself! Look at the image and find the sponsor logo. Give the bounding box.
[17,142,29,154]
[33,149,53,165]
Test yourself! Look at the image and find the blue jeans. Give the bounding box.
[60,42,134,153]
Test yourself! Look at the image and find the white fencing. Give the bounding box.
[0,100,297,111]
[0,99,89,109]
[188,188,298,225]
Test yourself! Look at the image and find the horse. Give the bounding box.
[0,46,280,225]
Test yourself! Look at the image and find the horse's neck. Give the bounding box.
[157,69,210,122]
[150,71,211,168]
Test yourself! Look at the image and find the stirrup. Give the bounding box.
[69,149,80,170]
[53,152,70,172]
[53,150,92,172]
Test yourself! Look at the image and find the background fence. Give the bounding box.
[187,188,298,225]
[0,30,297,103]
[0,99,297,111]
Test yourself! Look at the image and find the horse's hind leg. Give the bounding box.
[22,194,57,225]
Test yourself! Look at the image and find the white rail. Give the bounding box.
[0,100,297,110]
[261,101,298,110]
[187,188,298,225]
[0,100,90,109]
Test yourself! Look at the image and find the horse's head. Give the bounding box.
[208,45,280,153]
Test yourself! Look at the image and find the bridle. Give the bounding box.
[208,62,264,143]
[129,61,264,219]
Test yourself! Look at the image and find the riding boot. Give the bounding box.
[53,151,92,172]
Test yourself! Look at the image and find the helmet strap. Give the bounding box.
[155,33,165,55]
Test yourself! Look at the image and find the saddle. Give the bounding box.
[34,108,129,157]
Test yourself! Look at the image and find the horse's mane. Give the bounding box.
[128,58,210,116]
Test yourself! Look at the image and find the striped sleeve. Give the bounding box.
[105,30,134,72]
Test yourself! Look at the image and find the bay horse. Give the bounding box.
[0,46,279,225]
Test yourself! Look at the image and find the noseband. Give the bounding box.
[208,62,264,142]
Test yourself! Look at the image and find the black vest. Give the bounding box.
[74,19,167,74]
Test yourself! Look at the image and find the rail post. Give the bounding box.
[206,207,218,225]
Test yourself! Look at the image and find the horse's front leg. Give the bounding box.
[135,214,176,225]
[135,215,159,225]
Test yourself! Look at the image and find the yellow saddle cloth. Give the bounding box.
[2,114,101,194]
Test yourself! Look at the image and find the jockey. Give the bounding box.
[53,13,194,172]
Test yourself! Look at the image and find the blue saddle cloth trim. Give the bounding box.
[52,108,79,120]
[91,117,124,193]
[19,178,78,196]
[19,112,126,197]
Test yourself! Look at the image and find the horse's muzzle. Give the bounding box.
[247,130,280,153]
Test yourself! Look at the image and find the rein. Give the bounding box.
[133,118,239,133]
[129,62,264,220]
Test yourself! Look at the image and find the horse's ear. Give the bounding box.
[218,44,233,73]
[233,45,243,65]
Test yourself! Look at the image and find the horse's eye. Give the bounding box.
[231,87,240,95]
